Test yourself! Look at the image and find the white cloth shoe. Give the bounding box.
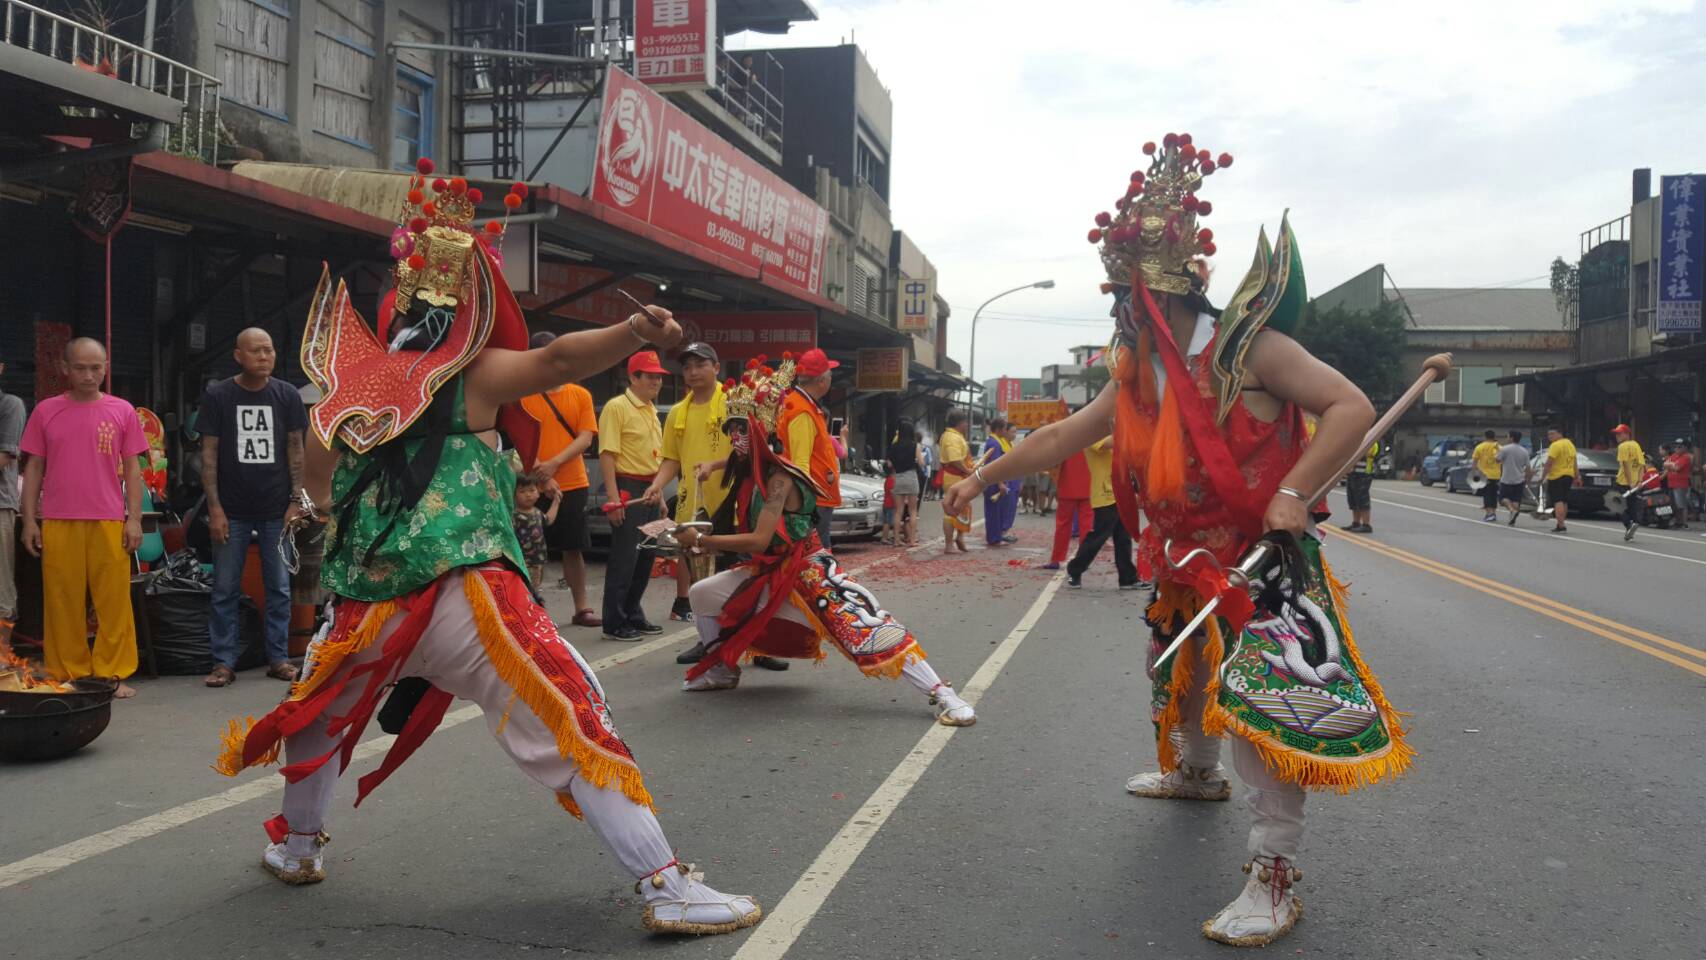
[683,662,740,692]
[1125,763,1232,800]
[1202,857,1303,947]
[639,862,763,935]
[262,841,326,885]
[930,684,976,726]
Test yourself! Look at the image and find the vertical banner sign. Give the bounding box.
[1657,175,1703,334]
[899,275,933,332]
[855,347,908,392]
[592,66,829,303]
[996,378,1024,412]
[634,0,716,90]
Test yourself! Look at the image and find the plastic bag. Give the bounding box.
[143,550,266,675]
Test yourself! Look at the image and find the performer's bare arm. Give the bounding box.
[1243,330,1376,533]
[678,472,793,556]
[463,308,683,421]
[944,383,1115,514]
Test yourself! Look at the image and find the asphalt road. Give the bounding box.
[3,483,1702,960]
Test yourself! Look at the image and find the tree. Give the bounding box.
[1550,256,1579,328]
[1295,299,1409,404]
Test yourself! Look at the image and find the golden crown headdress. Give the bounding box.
[1087,133,1233,295]
[724,353,797,433]
[387,157,529,308]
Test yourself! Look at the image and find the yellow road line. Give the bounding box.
[1329,528,1706,665]
[1324,529,1706,680]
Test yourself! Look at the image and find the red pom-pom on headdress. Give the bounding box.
[450,177,468,195]
[431,178,447,193]
[407,189,424,205]
[1143,141,1157,155]
[467,188,483,203]
[1087,228,1103,244]
[407,253,426,270]
[415,157,435,175]
[510,183,529,199]
[484,221,503,234]
[1217,152,1233,167]
[504,193,522,209]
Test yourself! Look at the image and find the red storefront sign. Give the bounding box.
[591,65,829,303]
[676,311,815,361]
[634,0,715,89]
[518,262,658,326]
[995,377,1024,412]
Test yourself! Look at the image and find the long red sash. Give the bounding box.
[1139,286,1267,542]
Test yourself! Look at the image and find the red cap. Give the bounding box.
[1613,423,1632,435]
[796,348,839,378]
[628,350,668,376]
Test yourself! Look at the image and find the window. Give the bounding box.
[854,137,889,200]
[393,67,434,169]
[215,0,292,118]
[1459,366,1502,407]
[313,0,378,148]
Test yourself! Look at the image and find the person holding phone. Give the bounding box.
[779,348,844,548]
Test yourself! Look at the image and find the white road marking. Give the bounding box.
[1338,490,1706,569]
[0,519,994,893]
[0,629,694,891]
[1376,484,1706,550]
[731,571,1066,960]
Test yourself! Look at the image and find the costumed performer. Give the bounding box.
[213,160,762,937]
[671,354,976,726]
[946,133,1411,946]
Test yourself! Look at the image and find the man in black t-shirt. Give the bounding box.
[196,328,308,687]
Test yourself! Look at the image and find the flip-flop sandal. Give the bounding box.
[205,666,236,687]
[265,662,300,682]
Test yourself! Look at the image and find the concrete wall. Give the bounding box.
[183,0,452,171]
[1390,330,1574,468]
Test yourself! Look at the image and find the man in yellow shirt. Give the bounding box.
[1612,423,1646,540]
[1543,426,1579,533]
[1065,436,1144,589]
[643,343,729,623]
[938,411,974,553]
[598,351,667,640]
[1471,430,1503,522]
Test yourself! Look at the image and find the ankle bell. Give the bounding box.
[634,859,692,895]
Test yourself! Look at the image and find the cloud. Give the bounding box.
[732,0,1706,383]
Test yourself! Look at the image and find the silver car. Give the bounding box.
[832,473,885,542]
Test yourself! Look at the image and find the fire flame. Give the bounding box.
[0,629,74,693]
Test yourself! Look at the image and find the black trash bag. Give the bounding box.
[143,550,267,675]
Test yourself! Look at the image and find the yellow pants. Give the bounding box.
[42,519,137,681]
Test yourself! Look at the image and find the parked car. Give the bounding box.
[1419,436,1475,486]
[831,473,885,542]
[1527,448,1620,517]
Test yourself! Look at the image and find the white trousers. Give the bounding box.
[687,566,948,695]
[1173,639,1307,862]
[281,583,674,884]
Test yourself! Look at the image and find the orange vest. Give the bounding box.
[779,388,841,507]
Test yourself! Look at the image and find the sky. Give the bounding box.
[729,0,1706,385]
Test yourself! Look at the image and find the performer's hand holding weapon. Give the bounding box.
[1151,353,1453,671]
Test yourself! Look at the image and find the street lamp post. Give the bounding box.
[967,279,1055,427]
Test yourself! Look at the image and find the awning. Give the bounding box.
[135,153,392,251]
[1490,343,1706,385]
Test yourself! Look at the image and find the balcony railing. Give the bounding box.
[709,48,783,151]
[2,0,221,163]
[517,14,783,150]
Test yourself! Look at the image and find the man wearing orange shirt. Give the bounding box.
[521,332,600,627]
[779,348,844,548]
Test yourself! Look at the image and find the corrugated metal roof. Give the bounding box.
[1387,287,1565,331]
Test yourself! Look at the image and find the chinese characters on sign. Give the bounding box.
[518,263,658,326]
[994,377,1024,413]
[1005,399,1069,430]
[899,275,933,332]
[854,348,908,392]
[676,312,816,362]
[1657,175,1703,334]
[635,0,715,89]
[592,67,829,304]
